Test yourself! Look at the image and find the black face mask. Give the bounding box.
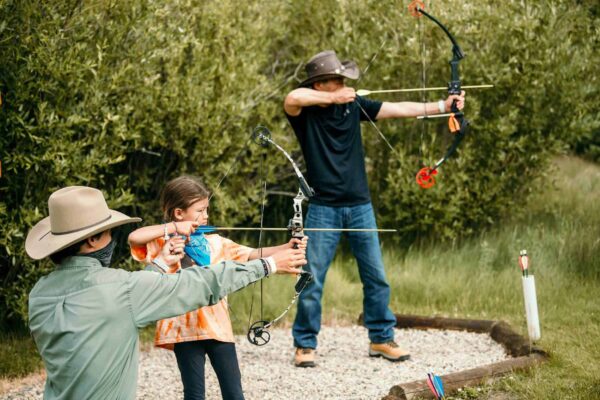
[84,238,116,268]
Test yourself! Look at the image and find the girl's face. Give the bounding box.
[175,198,209,225]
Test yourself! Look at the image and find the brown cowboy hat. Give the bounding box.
[25,186,141,260]
[299,50,360,87]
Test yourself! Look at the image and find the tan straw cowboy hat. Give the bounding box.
[25,186,141,260]
[299,50,360,87]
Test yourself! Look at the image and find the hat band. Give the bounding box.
[51,214,112,235]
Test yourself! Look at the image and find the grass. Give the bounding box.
[230,156,600,399]
[0,328,42,379]
[2,156,599,399]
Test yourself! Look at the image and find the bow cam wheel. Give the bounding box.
[252,126,271,147]
[416,167,437,189]
[247,320,271,346]
[408,0,425,17]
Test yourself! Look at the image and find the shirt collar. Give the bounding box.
[56,255,103,270]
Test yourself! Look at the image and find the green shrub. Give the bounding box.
[0,0,598,325]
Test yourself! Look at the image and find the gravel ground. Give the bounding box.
[1,325,509,400]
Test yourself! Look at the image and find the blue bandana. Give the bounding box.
[184,230,211,266]
[83,238,116,268]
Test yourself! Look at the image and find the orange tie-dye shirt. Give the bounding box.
[131,234,253,349]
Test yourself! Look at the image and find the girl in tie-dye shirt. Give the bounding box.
[129,176,306,400]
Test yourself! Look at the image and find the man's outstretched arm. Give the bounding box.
[376,91,466,119]
[129,239,307,327]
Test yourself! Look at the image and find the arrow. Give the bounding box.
[426,372,445,399]
[433,374,445,398]
[357,84,493,97]
[519,249,529,277]
[191,226,397,234]
[416,112,456,120]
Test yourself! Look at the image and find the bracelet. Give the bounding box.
[259,258,270,276]
[163,224,169,241]
[438,100,446,114]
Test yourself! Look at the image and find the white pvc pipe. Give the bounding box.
[522,275,541,341]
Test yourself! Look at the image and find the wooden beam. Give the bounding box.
[384,353,547,400]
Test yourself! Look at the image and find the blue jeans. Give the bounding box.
[174,340,244,400]
[292,202,396,348]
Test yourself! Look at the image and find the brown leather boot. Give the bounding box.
[294,347,316,368]
[369,341,410,362]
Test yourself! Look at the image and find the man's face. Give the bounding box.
[81,230,112,254]
[96,230,112,248]
[314,77,345,92]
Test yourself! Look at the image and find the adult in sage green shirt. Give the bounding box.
[25,186,306,400]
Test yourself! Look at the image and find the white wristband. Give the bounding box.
[438,100,446,114]
[265,256,277,275]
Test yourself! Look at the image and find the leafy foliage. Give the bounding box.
[0,0,598,325]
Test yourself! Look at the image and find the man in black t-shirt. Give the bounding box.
[285,50,465,367]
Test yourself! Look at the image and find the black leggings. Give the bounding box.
[173,340,244,400]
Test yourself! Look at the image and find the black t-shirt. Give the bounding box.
[286,96,382,206]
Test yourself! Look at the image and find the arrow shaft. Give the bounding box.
[358,84,493,96]
[416,112,455,120]
[211,227,396,232]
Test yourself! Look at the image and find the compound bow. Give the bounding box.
[245,126,314,346]
[209,126,395,346]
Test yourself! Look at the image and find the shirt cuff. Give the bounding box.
[151,258,169,273]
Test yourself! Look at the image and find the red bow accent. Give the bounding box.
[416,167,438,189]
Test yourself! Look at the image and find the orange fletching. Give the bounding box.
[448,114,460,133]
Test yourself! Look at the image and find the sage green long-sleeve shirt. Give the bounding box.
[28,255,268,400]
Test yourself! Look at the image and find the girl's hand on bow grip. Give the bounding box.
[287,236,308,250]
[173,220,200,241]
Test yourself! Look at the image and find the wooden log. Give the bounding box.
[489,320,547,357]
[358,313,496,333]
[386,353,547,400]
[358,313,548,357]
[395,314,496,333]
